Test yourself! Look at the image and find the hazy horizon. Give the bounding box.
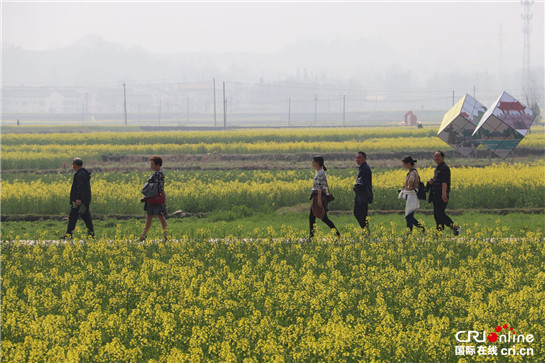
[2,1,543,124]
[4,2,543,71]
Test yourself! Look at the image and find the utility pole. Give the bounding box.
[342,95,346,126]
[288,97,291,127]
[158,99,162,125]
[498,24,504,86]
[473,86,476,99]
[213,78,217,129]
[452,90,455,106]
[223,82,227,130]
[85,92,89,121]
[123,82,128,125]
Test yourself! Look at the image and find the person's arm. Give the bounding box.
[442,165,450,202]
[363,167,371,186]
[405,171,416,191]
[75,172,84,206]
[426,176,433,192]
[158,172,165,193]
[315,171,326,208]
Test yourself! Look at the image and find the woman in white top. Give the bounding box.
[399,155,425,233]
[309,156,340,238]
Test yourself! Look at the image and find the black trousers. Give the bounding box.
[354,193,369,230]
[432,195,454,230]
[309,208,340,237]
[67,204,94,236]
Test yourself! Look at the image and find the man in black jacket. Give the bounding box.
[353,151,372,233]
[426,150,460,235]
[65,158,94,238]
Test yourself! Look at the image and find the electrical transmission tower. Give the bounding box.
[521,0,534,91]
[498,24,504,85]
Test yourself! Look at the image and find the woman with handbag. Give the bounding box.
[398,155,425,234]
[309,156,340,238]
[140,156,168,241]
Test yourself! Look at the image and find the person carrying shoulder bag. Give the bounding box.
[139,156,168,241]
[309,155,340,238]
[398,155,425,234]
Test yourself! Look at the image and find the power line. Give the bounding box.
[521,0,534,91]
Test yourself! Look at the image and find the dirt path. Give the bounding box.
[5,149,543,174]
[5,236,542,246]
[2,208,543,222]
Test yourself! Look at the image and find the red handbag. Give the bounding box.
[147,192,165,205]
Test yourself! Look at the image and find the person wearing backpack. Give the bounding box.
[399,156,425,233]
[139,156,168,241]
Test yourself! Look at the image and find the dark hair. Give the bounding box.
[313,155,327,171]
[357,151,366,158]
[72,158,83,166]
[434,150,445,157]
[402,155,417,166]
[150,156,163,166]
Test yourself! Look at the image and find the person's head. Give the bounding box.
[433,150,445,165]
[355,151,366,166]
[401,155,417,170]
[150,156,163,170]
[312,155,327,171]
[72,158,83,171]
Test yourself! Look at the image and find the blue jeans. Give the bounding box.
[405,212,423,232]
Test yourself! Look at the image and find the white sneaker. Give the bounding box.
[454,225,461,236]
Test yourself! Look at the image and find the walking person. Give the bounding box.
[399,156,425,233]
[64,158,94,238]
[426,150,461,235]
[140,156,168,241]
[309,156,340,238]
[353,151,372,233]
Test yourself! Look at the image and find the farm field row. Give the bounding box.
[1,163,544,215]
[2,128,544,170]
[0,137,465,170]
[0,127,440,145]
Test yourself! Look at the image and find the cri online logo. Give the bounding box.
[456,324,534,344]
[488,324,516,343]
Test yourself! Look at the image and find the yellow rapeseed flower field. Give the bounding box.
[1,162,543,214]
[1,128,544,169]
[2,228,544,361]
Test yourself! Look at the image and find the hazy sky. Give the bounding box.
[3,2,543,51]
[2,1,544,78]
